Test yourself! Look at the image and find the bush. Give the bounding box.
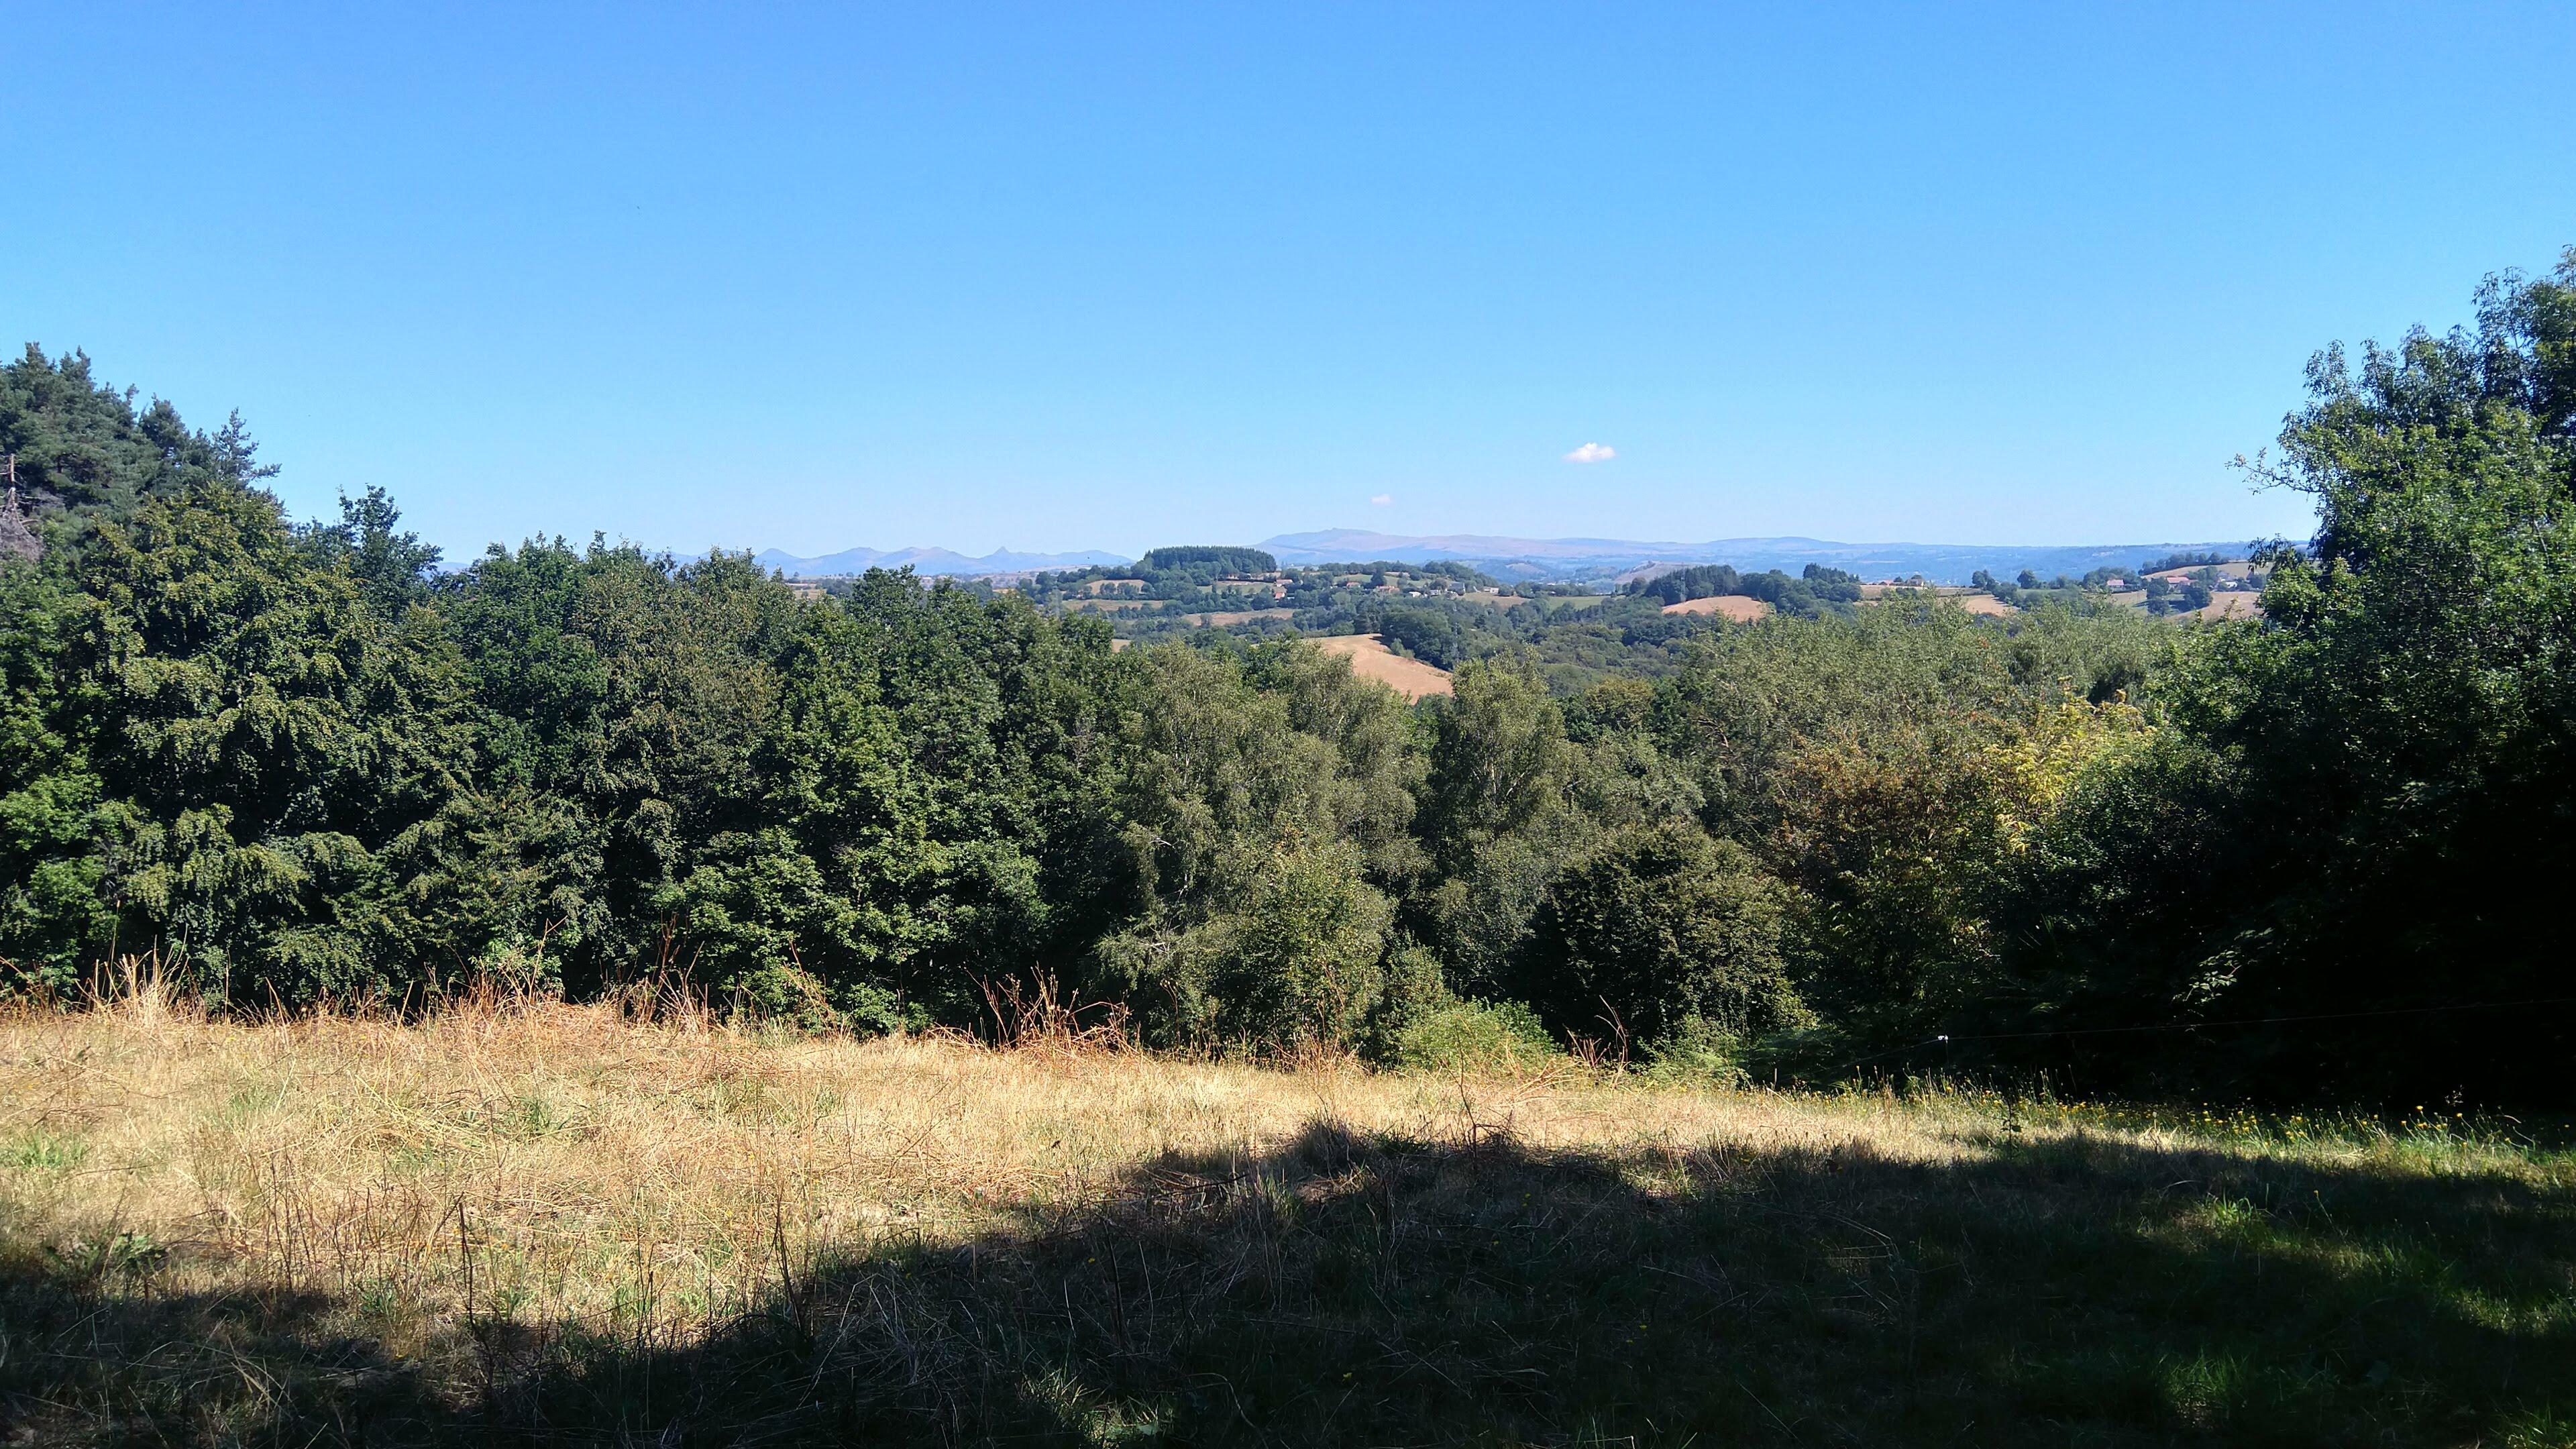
[1383,994,1560,1074]
[1358,941,1446,1062]
[470,932,563,1000]
[1639,1014,1750,1085]
[1097,839,1393,1053]
[728,962,839,1034]
[1514,820,1805,1046]
[1206,841,1392,1049]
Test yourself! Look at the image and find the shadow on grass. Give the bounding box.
[5,1120,2572,1446]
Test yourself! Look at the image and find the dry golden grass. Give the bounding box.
[5,996,2572,1445]
[1312,633,1453,699]
[2144,561,2255,583]
[1181,608,1297,627]
[1659,594,1772,621]
[1856,585,2019,615]
[2185,592,2264,621]
[1,995,1988,1341]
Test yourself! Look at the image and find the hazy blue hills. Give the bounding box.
[746,531,2257,585]
[751,545,1130,578]
[1256,529,2256,584]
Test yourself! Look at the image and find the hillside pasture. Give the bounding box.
[1858,587,2018,616]
[1,1002,2569,1447]
[2146,561,2256,583]
[1517,594,1611,615]
[1660,594,1772,621]
[1451,593,1605,615]
[2186,593,2264,621]
[1184,608,1299,627]
[1315,633,1454,699]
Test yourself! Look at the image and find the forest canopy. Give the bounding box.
[4,251,2572,1105]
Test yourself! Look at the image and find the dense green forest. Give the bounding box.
[3,253,2571,1104]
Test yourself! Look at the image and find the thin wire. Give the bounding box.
[1827,993,2576,1075]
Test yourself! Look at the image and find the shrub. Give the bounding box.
[728,962,839,1034]
[1514,820,1805,1046]
[1383,995,1560,1074]
[1097,839,1393,1053]
[1640,1014,1750,1086]
[1358,941,1446,1063]
[470,932,564,999]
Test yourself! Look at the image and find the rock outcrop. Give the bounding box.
[0,488,40,563]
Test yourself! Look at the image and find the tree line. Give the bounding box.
[3,252,2571,1103]
[1627,562,1865,615]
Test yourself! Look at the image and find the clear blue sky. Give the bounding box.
[8,3,2572,559]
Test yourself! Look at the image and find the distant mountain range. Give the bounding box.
[1255,530,2256,586]
[747,531,2258,586]
[752,545,1128,578]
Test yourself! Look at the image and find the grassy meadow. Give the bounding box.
[2,996,2572,1446]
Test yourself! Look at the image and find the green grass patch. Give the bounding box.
[0,1131,88,1174]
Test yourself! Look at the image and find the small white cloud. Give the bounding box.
[1369,492,1394,506]
[1563,442,1617,464]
